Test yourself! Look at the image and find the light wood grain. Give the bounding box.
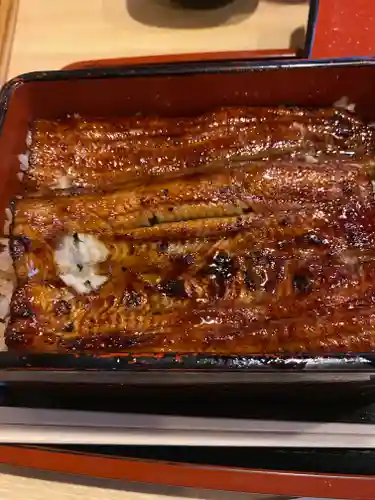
[0,0,18,84]
[0,470,281,500]
[7,0,308,79]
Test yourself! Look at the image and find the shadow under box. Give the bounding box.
[124,0,260,29]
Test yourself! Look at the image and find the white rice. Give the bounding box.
[0,238,14,275]
[0,129,33,348]
[54,234,109,294]
[18,152,29,172]
[60,272,108,294]
[0,239,16,350]
[25,129,32,147]
[334,96,356,113]
[3,130,32,236]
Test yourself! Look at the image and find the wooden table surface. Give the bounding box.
[0,469,281,500]
[5,0,308,81]
[0,0,18,83]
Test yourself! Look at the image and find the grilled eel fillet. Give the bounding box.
[24,106,374,193]
[7,254,375,354]
[7,183,375,354]
[11,204,375,283]
[13,161,373,240]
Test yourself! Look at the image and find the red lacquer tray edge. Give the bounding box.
[62,49,296,71]
[0,445,374,499]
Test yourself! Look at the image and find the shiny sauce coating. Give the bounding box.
[6,106,375,355]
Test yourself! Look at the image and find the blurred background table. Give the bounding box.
[2,0,308,82]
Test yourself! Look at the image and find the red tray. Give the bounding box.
[0,444,375,499]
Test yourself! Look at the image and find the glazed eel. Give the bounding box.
[24,106,374,193]
[7,106,375,355]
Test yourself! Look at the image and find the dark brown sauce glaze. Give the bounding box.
[13,161,374,240]
[24,106,374,194]
[7,106,375,355]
